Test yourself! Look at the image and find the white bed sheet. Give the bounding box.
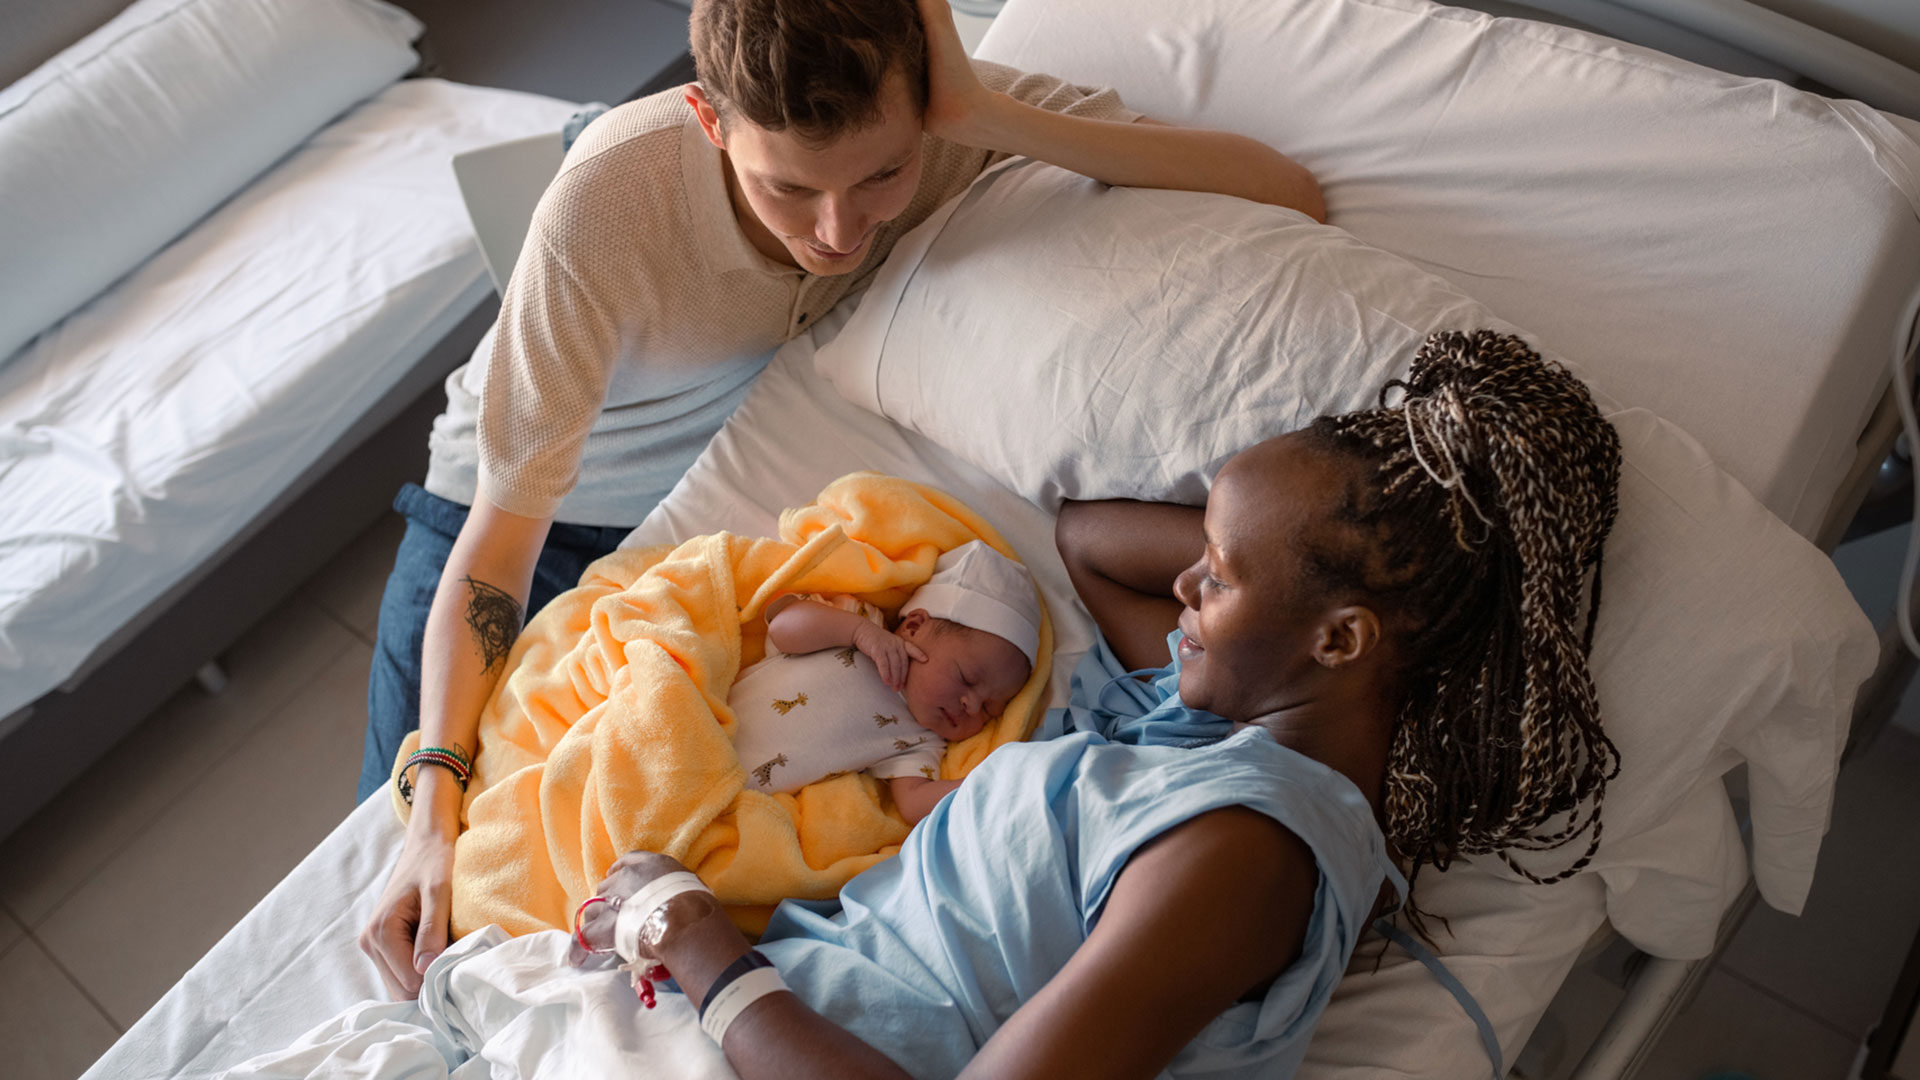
[0,77,580,722]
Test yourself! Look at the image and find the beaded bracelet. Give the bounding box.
[396,745,473,806]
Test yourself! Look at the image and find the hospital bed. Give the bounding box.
[0,0,581,838]
[77,0,1920,1076]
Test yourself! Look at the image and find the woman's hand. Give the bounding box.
[359,804,458,1000]
[915,0,994,145]
[851,621,927,693]
[567,850,690,966]
[569,853,908,1080]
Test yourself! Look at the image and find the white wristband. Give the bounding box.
[613,871,710,962]
[700,966,790,1045]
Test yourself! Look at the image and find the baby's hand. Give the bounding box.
[851,621,927,692]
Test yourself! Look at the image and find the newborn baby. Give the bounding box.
[729,541,1040,824]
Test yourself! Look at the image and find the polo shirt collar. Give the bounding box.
[680,114,804,279]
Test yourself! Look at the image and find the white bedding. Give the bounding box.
[74,0,1920,1075]
[975,0,1920,540]
[0,78,580,722]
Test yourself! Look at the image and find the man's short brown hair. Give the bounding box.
[690,0,929,142]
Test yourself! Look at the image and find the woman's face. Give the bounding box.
[1171,434,1359,721]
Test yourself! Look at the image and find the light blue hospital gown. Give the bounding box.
[756,632,1399,1079]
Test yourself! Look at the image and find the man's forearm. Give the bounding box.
[407,496,550,824]
[959,96,1326,221]
[415,573,518,769]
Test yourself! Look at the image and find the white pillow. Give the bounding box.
[975,0,1920,541]
[0,0,422,365]
[812,161,1877,953]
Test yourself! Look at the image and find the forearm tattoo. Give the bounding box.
[461,576,523,674]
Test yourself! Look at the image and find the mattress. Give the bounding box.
[0,77,581,723]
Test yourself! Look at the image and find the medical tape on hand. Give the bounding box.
[612,871,710,962]
[699,965,789,1045]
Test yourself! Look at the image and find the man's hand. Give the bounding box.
[916,0,993,144]
[852,620,927,692]
[911,0,1326,220]
[359,816,457,1000]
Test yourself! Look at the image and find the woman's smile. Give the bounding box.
[1177,612,1205,658]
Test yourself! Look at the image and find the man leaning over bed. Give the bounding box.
[358,0,1327,999]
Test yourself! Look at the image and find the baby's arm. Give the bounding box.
[763,594,861,652]
[766,596,925,691]
[888,775,962,826]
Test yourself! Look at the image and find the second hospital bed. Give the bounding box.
[81,0,1920,1076]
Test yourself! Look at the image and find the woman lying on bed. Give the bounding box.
[570,331,1623,1079]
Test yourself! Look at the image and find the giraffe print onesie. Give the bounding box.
[729,594,946,794]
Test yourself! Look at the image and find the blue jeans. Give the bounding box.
[356,484,633,802]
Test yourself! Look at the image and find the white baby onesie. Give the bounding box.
[729,595,946,794]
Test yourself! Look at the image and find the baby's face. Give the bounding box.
[896,615,1032,742]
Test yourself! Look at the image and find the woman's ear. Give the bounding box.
[1315,606,1382,669]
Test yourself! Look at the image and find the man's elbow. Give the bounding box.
[1267,156,1327,223]
[1230,133,1327,222]
[1287,170,1328,224]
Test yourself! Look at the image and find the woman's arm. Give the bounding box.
[579,807,1311,1080]
[359,494,551,999]
[962,808,1316,1078]
[577,854,914,1080]
[1055,499,1204,671]
[916,0,1326,222]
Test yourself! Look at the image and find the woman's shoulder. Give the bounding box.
[966,729,1383,885]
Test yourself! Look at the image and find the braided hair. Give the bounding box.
[1302,329,1622,887]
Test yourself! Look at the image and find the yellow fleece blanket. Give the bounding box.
[394,474,1053,938]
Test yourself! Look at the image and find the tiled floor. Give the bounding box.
[4,511,1919,1079]
[0,513,399,1078]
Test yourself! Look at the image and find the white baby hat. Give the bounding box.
[900,541,1042,663]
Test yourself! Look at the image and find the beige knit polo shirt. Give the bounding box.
[423,60,1138,526]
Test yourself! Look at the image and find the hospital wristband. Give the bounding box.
[698,950,787,1045]
[613,871,712,962]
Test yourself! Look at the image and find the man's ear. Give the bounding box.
[1315,606,1382,669]
[685,84,727,150]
